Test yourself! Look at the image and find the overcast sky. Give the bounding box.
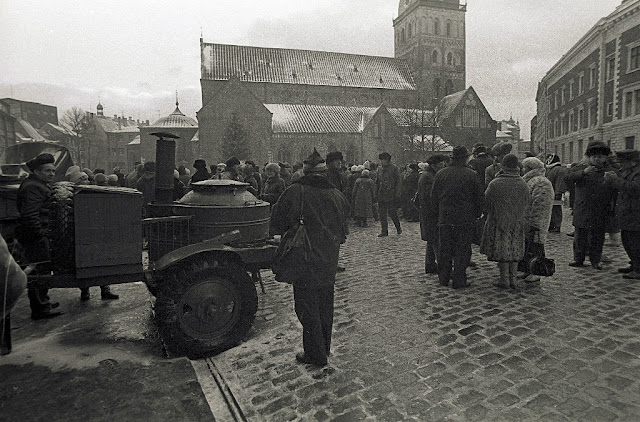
[0,0,623,138]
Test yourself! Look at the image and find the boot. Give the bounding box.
[493,263,509,289]
[101,286,119,300]
[80,288,90,301]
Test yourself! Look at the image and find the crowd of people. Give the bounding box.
[4,139,639,366]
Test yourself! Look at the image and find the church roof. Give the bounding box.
[150,105,197,128]
[265,104,381,133]
[202,43,416,91]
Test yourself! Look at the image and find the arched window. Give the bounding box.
[401,29,406,42]
[408,23,412,38]
[447,52,453,66]
[434,79,441,98]
[432,50,439,64]
[445,79,454,96]
[434,18,441,35]
[446,21,452,37]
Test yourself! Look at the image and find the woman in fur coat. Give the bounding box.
[519,157,554,283]
[481,154,531,289]
[352,169,376,227]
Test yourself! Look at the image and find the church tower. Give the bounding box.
[394,0,467,107]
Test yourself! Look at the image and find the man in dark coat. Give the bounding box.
[376,152,402,237]
[326,151,346,193]
[545,154,568,232]
[605,150,640,279]
[16,153,62,319]
[468,143,493,190]
[430,146,483,288]
[418,154,447,274]
[270,148,349,367]
[565,142,616,270]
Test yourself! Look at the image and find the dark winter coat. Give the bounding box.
[545,162,568,200]
[376,163,402,204]
[270,175,349,287]
[565,163,617,229]
[327,167,346,193]
[352,175,376,218]
[609,162,640,231]
[430,164,483,226]
[468,154,494,189]
[261,175,286,204]
[190,169,211,184]
[136,173,156,205]
[16,175,52,242]
[417,166,437,241]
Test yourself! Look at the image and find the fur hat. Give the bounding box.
[616,149,640,162]
[451,146,470,160]
[502,154,520,170]
[378,152,391,161]
[69,170,88,184]
[363,160,371,170]
[26,153,55,172]
[523,157,545,170]
[361,169,370,177]
[585,141,611,157]
[94,173,108,185]
[491,141,513,157]
[107,174,119,186]
[472,143,487,155]
[326,151,344,163]
[193,159,207,169]
[355,165,365,172]
[225,156,241,168]
[265,162,281,173]
[350,165,358,172]
[303,148,327,173]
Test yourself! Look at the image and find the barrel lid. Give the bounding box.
[191,180,249,187]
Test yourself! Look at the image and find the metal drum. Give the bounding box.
[173,180,270,245]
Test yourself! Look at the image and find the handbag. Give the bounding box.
[272,186,313,283]
[527,230,555,277]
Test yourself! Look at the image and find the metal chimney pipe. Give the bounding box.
[151,132,180,204]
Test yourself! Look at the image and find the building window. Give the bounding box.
[446,21,452,37]
[626,92,633,117]
[447,52,453,66]
[578,139,584,157]
[401,29,406,42]
[578,108,585,129]
[569,80,574,100]
[569,141,574,163]
[626,136,636,149]
[434,78,441,98]
[434,18,441,35]
[590,101,597,126]
[636,90,640,115]
[629,45,640,72]
[578,73,584,95]
[432,50,439,64]
[589,65,597,89]
[554,91,559,109]
[607,57,616,81]
[408,23,412,38]
[462,106,480,127]
[607,102,613,117]
[445,79,453,96]
[561,86,566,105]
[561,143,566,163]
[569,111,575,132]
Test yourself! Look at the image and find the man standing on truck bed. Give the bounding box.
[16,153,62,319]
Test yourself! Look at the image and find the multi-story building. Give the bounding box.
[534,0,640,164]
[0,98,58,129]
[196,0,494,165]
[0,100,17,156]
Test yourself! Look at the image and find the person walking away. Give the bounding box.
[270,148,349,367]
[545,154,567,233]
[481,154,530,289]
[402,164,420,222]
[190,159,211,185]
[468,143,494,191]
[376,152,402,237]
[326,151,346,193]
[418,154,447,274]
[604,150,640,280]
[430,146,483,289]
[352,169,376,227]
[565,142,617,270]
[16,153,62,319]
[519,157,554,283]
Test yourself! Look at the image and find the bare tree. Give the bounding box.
[60,107,95,168]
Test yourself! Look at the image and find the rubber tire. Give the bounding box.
[49,181,75,273]
[155,262,258,358]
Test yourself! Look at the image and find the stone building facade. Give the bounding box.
[0,98,58,129]
[0,100,17,156]
[197,0,493,166]
[535,0,640,164]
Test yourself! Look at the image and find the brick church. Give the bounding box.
[196,0,496,165]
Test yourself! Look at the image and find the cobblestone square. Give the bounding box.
[211,210,640,421]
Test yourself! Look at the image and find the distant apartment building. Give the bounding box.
[0,100,17,156]
[0,97,58,128]
[534,0,640,164]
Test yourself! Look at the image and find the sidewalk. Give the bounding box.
[0,281,214,422]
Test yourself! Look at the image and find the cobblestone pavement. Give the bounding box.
[210,209,640,422]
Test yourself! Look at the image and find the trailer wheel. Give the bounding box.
[155,263,258,358]
[49,182,75,273]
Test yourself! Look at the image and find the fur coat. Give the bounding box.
[522,168,554,243]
